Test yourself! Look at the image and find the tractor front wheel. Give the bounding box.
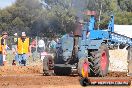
[78,58,89,77]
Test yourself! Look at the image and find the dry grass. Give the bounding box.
[109,49,128,72]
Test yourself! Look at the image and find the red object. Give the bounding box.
[100,51,107,71]
[31,39,36,47]
[83,61,89,73]
[83,11,96,16]
[82,60,89,77]
[41,52,48,56]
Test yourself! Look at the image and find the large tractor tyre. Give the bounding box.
[127,46,132,76]
[91,44,109,77]
[78,58,89,77]
[54,53,71,76]
[43,55,54,76]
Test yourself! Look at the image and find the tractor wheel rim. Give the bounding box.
[101,51,107,71]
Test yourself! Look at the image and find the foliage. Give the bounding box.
[0,0,131,37]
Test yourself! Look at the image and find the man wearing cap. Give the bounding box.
[16,32,31,66]
[0,31,8,66]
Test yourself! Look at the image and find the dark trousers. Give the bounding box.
[18,54,27,66]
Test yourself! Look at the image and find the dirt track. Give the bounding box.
[0,74,131,88]
[0,50,131,88]
[0,66,131,88]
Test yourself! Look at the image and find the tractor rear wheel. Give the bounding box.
[91,44,109,76]
[43,55,54,76]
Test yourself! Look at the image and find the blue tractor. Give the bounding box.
[43,11,132,78]
[53,13,113,76]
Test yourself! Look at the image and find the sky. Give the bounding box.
[0,0,16,9]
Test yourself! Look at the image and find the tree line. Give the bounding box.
[0,0,131,37]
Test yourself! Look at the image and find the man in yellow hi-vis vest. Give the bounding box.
[0,31,8,66]
[16,32,31,66]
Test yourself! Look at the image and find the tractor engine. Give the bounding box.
[53,21,83,75]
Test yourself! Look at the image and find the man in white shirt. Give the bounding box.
[38,38,45,52]
[38,38,45,60]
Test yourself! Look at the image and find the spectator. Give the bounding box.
[38,38,45,60]
[12,33,18,65]
[49,39,57,52]
[16,32,31,66]
[38,38,45,52]
[31,38,37,61]
[0,31,8,66]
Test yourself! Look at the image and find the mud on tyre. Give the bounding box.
[90,44,109,77]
